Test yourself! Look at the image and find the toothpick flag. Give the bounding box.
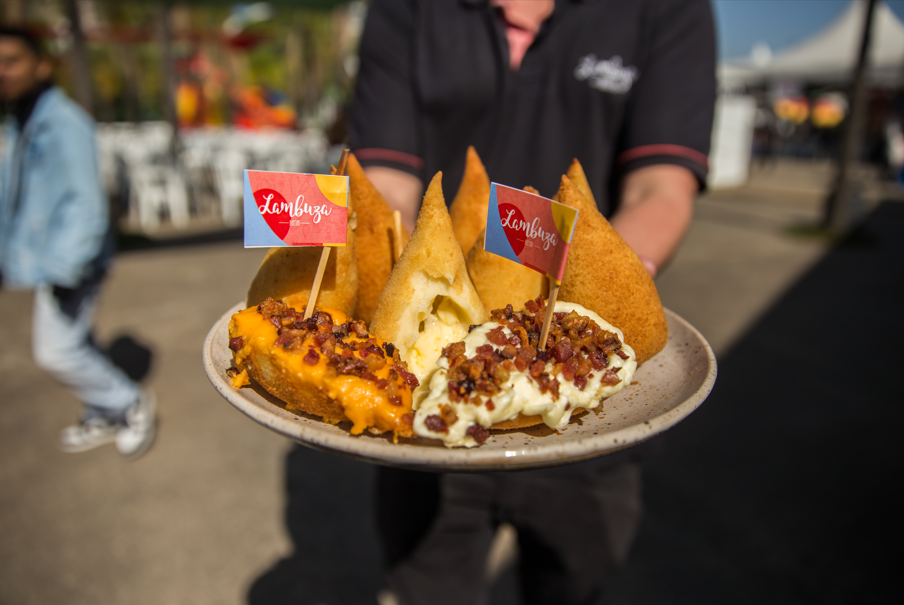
[243,170,349,248]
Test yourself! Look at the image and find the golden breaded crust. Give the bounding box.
[491,413,544,431]
[449,146,491,255]
[370,172,488,358]
[556,175,668,364]
[344,153,409,324]
[246,219,358,315]
[241,345,349,426]
[565,158,596,207]
[466,228,548,313]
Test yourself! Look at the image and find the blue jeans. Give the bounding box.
[32,278,139,419]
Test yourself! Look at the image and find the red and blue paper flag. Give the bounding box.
[243,170,348,247]
[483,183,579,284]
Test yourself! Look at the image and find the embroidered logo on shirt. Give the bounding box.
[574,54,639,94]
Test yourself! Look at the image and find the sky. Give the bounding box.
[713,0,904,60]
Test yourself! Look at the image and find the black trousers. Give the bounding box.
[376,457,643,605]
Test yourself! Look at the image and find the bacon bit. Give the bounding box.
[312,311,334,327]
[362,344,385,358]
[375,379,388,390]
[565,402,571,410]
[529,360,545,378]
[228,336,244,352]
[574,375,588,391]
[275,331,304,350]
[551,338,574,363]
[500,344,517,359]
[507,334,522,347]
[383,342,396,358]
[388,395,403,406]
[492,363,510,385]
[536,373,560,397]
[616,349,630,360]
[476,343,494,356]
[425,414,448,433]
[576,356,593,377]
[466,424,490,445]
[524,298,541,313]
[363,354,386,373]
[514,345,536,371]
[349,320,369,338]
[442,341,466,364]
[333,357,367,376]
[595,335,621,355]
[468,324,480,333]
[485,399,495,411]
[561,357,579,381]
[589,350,606,371]
[487,326,508,346]
[401,413,414,426]
[395,365,420,389]
[439,404,458,427]
[225,366,240,378]
[360,371,378,382]
[601,369,621,385]
[303,349,320,365]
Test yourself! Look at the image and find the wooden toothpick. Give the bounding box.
[304,148,349,320]
[336,148,349,178]
[304,247,332,320]
[538,283,560,351]
[392,210,403,262]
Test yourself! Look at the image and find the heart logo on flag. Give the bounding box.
[498,202,526,255]
[255,188,291,241]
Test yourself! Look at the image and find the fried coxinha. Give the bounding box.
[227,149,667,444]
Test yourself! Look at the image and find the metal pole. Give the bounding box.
[64,0,94,116]
[823,0,878,232]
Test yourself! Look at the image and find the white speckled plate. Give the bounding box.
[203,302,716,472]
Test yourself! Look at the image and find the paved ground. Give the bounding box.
[0,177,899,604]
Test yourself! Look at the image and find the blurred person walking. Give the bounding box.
[0,27,156,458]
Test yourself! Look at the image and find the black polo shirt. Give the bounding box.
[349,0,716,217]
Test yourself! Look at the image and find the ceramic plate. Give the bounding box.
[203,302,716,472]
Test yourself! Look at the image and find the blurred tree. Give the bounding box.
[64,0,94,114]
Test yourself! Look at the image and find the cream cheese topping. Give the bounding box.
[413,302,636,448]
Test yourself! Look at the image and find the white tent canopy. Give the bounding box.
[719,0,904,87]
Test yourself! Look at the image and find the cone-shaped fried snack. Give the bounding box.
[466,228,548,313]
[341,153,409,324]
[556,175,668,364]
[370,172,488,384]
[565,158,596,207]
[449,146,491,255]
[246,217,358,315]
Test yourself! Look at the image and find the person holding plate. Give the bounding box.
[350,1,715,603]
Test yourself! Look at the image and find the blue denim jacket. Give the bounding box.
[0,87,111,289]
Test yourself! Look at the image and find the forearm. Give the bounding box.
[610,164,698,276]
[363,166,424,232]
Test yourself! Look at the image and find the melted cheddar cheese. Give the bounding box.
[228,305,415,438]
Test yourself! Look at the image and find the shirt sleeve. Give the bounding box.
[349,0,425,179]
[615,0,716,189]
[43,114,108,287]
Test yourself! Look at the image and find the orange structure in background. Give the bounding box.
[175,49,297,130]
